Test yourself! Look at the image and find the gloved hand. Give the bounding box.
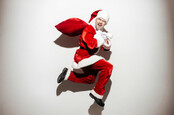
[95,30,113,48]
[101,32,107,39]
[101,32,113,40]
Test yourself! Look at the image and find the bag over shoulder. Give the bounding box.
[55,18,88,36]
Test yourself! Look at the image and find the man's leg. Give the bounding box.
[57,59,113,106]
[67,67,98,84]
[90,59,113,106]
[58,67,98,84]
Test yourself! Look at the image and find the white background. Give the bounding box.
[0,0,174,115]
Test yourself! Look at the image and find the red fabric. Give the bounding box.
[88,10,102,23]
[79,25,98,49]
[68,59,113,96]
[55,18,88,36]
[74,49,91,63]
[73,25,99,64]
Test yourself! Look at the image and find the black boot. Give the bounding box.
[89,93,105,107]
[57,68,68,83]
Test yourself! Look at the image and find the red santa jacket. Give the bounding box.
[72,24,111,69]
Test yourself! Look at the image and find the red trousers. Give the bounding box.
[68,59,113,96]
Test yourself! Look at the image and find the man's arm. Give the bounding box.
[81,26,104,49]
[102,32,112,51]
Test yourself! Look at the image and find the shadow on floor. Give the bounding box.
[56,79,112,115]
[54,34,80,48]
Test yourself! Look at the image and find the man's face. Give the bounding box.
[95,18,106,30]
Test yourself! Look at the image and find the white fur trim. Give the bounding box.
[103,39,111,50]
[96,10,110,24]
[94,33,104,47]
[91,89,103,99]
[72,55,104,69]
[64,68,71,80]
[72,62,80,69]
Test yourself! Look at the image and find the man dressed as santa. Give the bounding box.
[57,10,113,107]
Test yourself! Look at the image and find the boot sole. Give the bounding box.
[89,93,105,107]
[57,68,68,83]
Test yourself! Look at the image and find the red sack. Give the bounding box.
[55,18,88,36]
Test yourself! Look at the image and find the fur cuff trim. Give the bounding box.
[91,90,103,99]
[94,34,104,47]
[72,55,104,69]
[103,39,111,50]
[64,68,71,80]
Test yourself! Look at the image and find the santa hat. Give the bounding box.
[89,10,110,24]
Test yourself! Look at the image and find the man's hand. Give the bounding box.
[101,32,113,40]
[105,33,113,39]
[104,39,109,44]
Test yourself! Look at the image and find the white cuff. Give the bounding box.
[94,34,104,47]
[71,55,104,69]
[64,68,71,80]
[103,39,111,50]
[91,90,103,99]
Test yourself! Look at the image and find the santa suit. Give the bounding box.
[64,18,113,99]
